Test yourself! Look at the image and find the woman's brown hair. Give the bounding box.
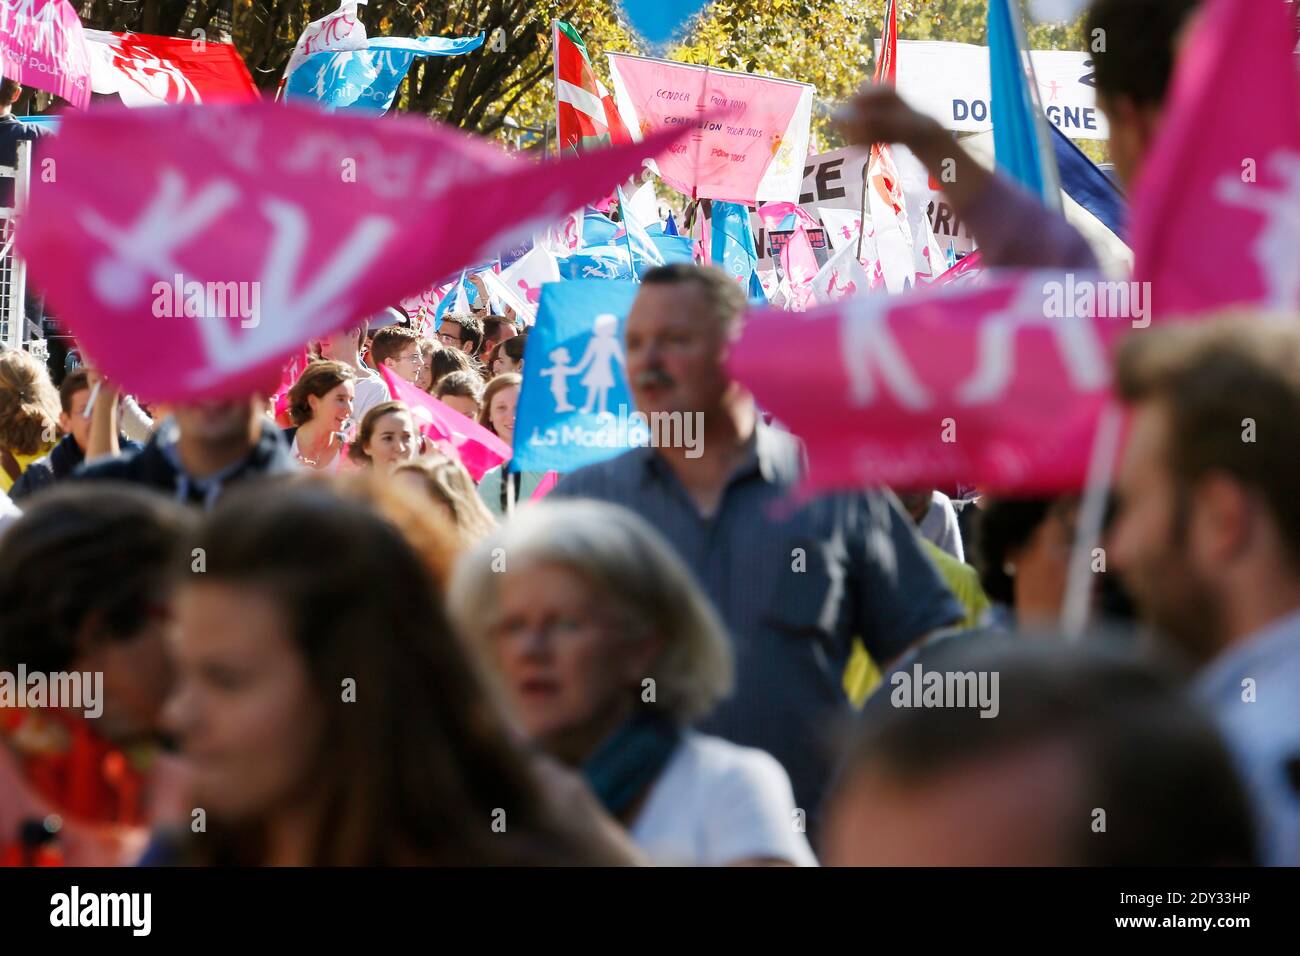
[286,360,354,426]
[176,474,613,865]
[477,372,522,435]
[0,348,60,455]
[346,400,410,466]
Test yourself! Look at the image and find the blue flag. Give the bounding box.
[988,0,1061,209]
[582,211,621,246]
[558,245,635,281]
[1049,122,1126,238]
[285,34,484,115]
[618,185,666,275]
[664,211,679,236]
[512,281,650,474]
[711,200,759,290]
[622,0,710,45]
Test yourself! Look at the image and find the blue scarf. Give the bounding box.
[582,710,682,820]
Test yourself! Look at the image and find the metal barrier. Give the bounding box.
[0,138,31,352]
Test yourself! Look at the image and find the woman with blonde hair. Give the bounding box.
[284,360,355,471]
[394,452,496,542]
[0,349,60,492]
[449,499,817,866]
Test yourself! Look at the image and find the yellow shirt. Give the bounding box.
[0,446,52,494]
[842,540,991,708]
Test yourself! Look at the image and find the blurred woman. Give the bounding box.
[434,370,483,420]
[394,452,496,542]
[450,499,817,866]
[160,477,638,865]
[284,360,355,472]
[974,497,1080,632]
[487,334,527,377]
[347,401,417,473]
[476,373,545,513]
[0,348,59,493]
[415,338,438,393]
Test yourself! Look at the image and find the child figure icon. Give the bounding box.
[539,347,578,413]
[570,313,625,417]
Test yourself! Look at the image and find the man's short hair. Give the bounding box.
[840,640,1256,865]
[427,344,475,391]
[0,78,21,105]
[1115,316,1300,572]
[370,326,421,367]
[434,369,484,403]
[1086,0,1202,108]
[482,317,510,346]
[442,313,484,354]
[640,263,747,334]
[59,368,92,415]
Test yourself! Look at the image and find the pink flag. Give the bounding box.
[379,364,510,481]
[728,271,1126,493]
[529,470,560,500]
[18,102,689,403]
[0,0,91,109]
[271,347,313,421]
[779,225,819,311]
[932,251,984,287]
[1130,0,1300,316]
[606,52,814,206]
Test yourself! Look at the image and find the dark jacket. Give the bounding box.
[8,433,142,502]
[0,113,50,208]
[73,420,298,508]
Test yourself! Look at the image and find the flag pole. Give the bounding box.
[1061,402,1123,642]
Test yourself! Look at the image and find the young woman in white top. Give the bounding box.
[284,360,354,472]
[449,499,817,867]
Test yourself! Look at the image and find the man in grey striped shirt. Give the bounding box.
[552,265,962,819]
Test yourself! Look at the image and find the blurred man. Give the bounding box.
[824,642,1255,865]
[437,313,484,358]
[370,326,425,385]
[553,264,962,819]
[835,0,1202,267]
[480,316,518,362]
[0,485,195,863]
[9,369,142,501]
[1110,317,1300,865]
[74,395,295,509]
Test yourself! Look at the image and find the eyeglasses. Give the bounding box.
[437,332,462,346]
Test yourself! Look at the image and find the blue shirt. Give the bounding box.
[552,420,963,815]
[1194,607,1300,866]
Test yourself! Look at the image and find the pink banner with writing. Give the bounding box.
[18,101,689,403]
[0,0,91,109]
[607,52,812,206]
[1130,0,1300,317]
[729,271,1132,493]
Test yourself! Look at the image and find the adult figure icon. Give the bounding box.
[571,313,624,417]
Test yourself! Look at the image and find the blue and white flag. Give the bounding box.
[711,200,759,290]
[558,245,635,280]
[285,33,484,115]
[582,210,621,246]
[512,280,650,473]
[988,0,1061,209]
[617,185,665,274]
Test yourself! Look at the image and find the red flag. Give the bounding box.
[85,30,259,106]
[554,21,630,153]
[378,364,510,481]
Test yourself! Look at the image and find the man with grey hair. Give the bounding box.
[552,263,962,821]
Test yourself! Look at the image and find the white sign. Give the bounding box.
[882,39,1108,141]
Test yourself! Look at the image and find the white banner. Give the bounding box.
[882,39,1108,141]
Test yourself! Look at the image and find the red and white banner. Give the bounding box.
[606,51,813,205]
[554,20,630,153]
[18,101,690,403]
[85,31,259,106]
[1130,0,1300,317]
[0,0,90,109]
[729,271,1129,493]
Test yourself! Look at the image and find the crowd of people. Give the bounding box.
[0,0,1296,867]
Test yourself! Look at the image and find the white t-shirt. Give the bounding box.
[351,371,391,429]
[629,731,819,867]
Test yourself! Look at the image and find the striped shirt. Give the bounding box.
[552,420,963,815]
